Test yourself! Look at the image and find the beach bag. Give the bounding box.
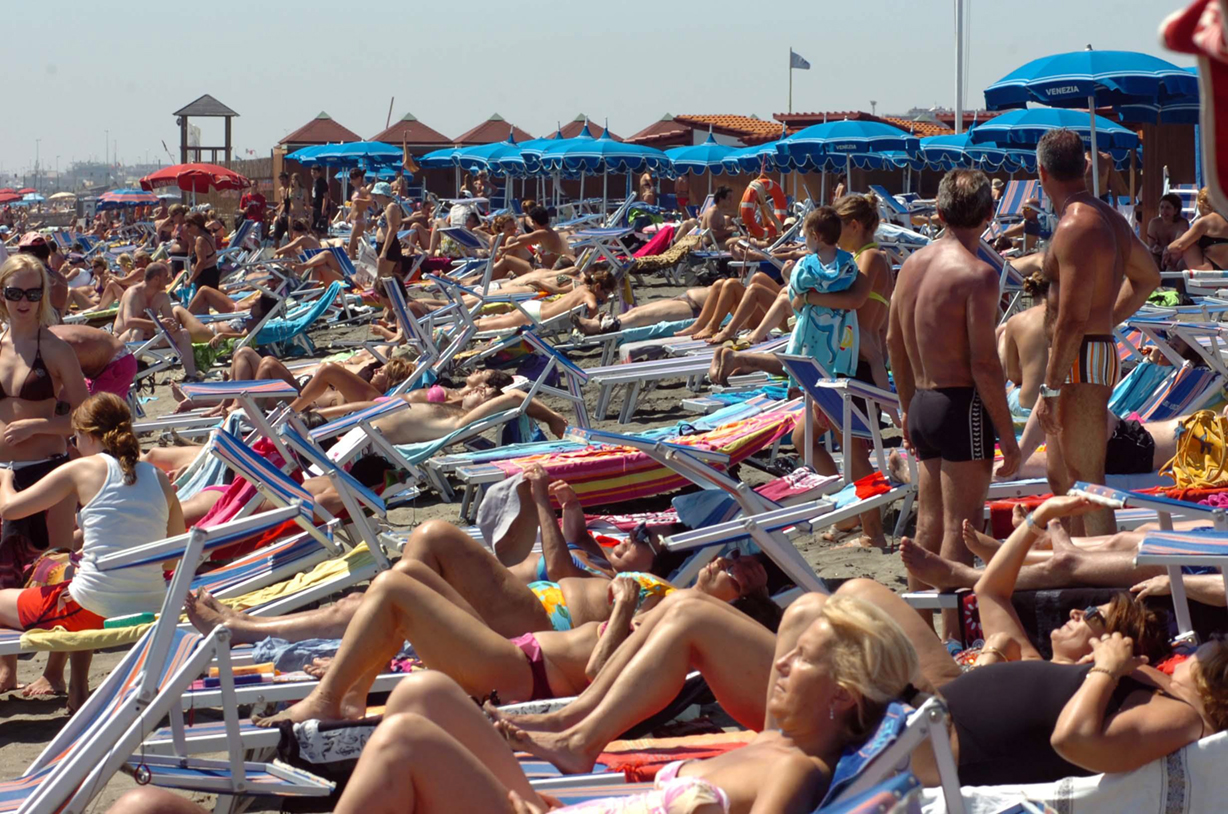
[1160,410,1228,488]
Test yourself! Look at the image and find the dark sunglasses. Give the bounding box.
[1081,605,1105,627]
[3,287,44,303]
[209,226,224,234]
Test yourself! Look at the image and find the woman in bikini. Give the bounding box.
[370,182,405,279]
[1146,192,1189,271]
[183,212,220,293]
[346,168,372,261]
[1169,187,1228,271]
[0,255,90,698]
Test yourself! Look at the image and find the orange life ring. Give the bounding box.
[739,177,788,239]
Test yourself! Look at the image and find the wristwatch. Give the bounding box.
[1039,384,1062,399]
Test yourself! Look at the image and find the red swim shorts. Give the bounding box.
[17,581,106,632]
[85,352,138,399]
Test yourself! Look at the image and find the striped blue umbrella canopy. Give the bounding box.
[454,132,527,176]
[311,141,401,168]
[516,128,566,175]
[721,140,793,174]
[538,128,669,174]
[96,188,159,210]
[985,49,1199,111]
[418,146,461,169]
[666,131,736,176]
[968,108,1139,149]
[776,120,920,171]
[284,144,333,166]
[20,193,46,203]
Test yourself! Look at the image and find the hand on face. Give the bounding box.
[1089,631,1148,678]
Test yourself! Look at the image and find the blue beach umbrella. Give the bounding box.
[984,49,1195,193]
[540,127,669,209]
[20,193,46,203]
[418,147,461,169]
[311,141,401,168]
[285,144,333,166]
[454,133,527,177]
[968,108,1139,150]
[777,120,920,169]
[666,130,736,177]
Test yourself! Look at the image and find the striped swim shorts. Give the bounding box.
[1065,334,1120,387]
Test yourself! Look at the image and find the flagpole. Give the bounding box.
[788,48,793,114]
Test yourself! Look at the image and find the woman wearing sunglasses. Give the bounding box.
[0,254,90,697]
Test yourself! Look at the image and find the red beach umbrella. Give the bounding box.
[139,163,251,194]
[16,188,36,195]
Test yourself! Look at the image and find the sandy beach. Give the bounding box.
[0,273,908,812]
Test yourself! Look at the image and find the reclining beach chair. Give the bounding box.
[0,507,333,814]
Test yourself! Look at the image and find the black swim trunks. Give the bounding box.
[906,387,996,462]
[1104,419,1155,475]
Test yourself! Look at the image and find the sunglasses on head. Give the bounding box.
[4,287,44,303]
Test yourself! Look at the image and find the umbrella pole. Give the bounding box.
[821,171,826,204]
[580,173,585,208]
[603,171,608,214]
[846,154,852,193]
[707,173,712,197]
[1087,98,1100,199]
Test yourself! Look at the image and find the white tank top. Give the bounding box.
[68,455,171,619]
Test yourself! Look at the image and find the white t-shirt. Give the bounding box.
[69,455,171,619]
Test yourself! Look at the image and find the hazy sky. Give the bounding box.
[2,0,1192,175]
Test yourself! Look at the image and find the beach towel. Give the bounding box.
[921,731,1228,813]
[785,250,859,376]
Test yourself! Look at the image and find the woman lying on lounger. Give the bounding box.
[279,594,918,813]
[110,597,917,814]
[0,394,184,711]
[470,268,616,333]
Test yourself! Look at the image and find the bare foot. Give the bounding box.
[707,327,735,345]
[899,537,978,590]
[304,657,333,680]
[960,520,1001,563]
[184,590,237,635]
[500,724,600,775]
[172,399,200,415]
[253,688,348,728]
[887,449,912,485]
[708,347,728,385]
[835,535,890,552]
[1012,503,1029,529]
[692,326,717,340]
[820,518,861,542]
[20,674,66,699]
[485,701,566,734]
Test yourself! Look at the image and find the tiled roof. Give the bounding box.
[771,111,953,137]
[371,113,451,146]
[453,114,533,145]
[625,115,689,145]
[880,116,953,137]
[674,115,784,145]
[280,112,361,146]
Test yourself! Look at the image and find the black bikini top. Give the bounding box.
[0,329,55,402]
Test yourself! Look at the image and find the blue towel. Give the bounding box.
[785,250,859,376]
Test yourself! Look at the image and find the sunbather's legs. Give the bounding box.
[107,788,209,814]
[709,280,781,344]
[692,280,745,339]
[573,298,693,335]
[474,311,530,332]
[707,349,783,386]
[333,710,538,814]
[790,403,838,476]
[1049,383,1114,536]
[834,579,963,692]
[676,281,727,336]
[491,255,533,280]
[288,362,379,412]
[170,306,218,344]
[256,569,541,726]
[185,589,364,644]
[346,219,364,260]
[744,289,794,345]
[503,592,775,773]
[253,353,301,390]
[396,519,552,637]
[299,252,344,286]
[187,286,240,315]
[95,281,125,311]
[937,459,992,635]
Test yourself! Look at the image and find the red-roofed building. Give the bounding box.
[371,113,451,150]
[626,113,784,148]
[454,114,533,146]
[279,111,362,149]
[557,115,621,141]
[771,111,953,137]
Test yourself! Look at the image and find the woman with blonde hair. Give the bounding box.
[0,392,182,710]
[1168,187,1228,270]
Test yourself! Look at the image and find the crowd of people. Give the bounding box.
[0,124,1226,814]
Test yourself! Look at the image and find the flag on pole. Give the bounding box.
[790,49,811,70]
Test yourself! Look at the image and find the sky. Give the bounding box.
[1,0,1193,177]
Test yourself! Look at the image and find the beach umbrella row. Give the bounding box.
[96,189,160,210]
[140,163,250,194]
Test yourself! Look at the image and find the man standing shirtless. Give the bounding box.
[1032,129,1160,536]
[888,169,1020,630]
[113,262,200,380]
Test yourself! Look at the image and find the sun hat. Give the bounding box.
[18,232,47,248]
[370,182,394,197]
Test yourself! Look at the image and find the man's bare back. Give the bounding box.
[894,238,997,389]
[49,325,125,379]
[1000,305,1048,410]
[1042,197,1128,340]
